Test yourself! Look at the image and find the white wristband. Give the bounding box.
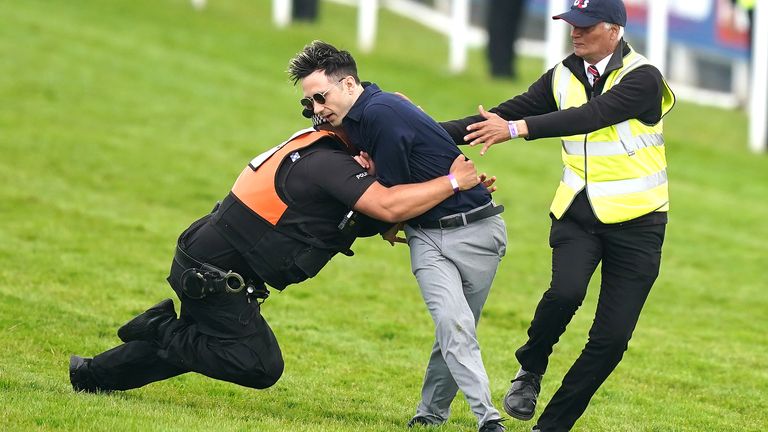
[447,174,460,194]
[508,121,519,139]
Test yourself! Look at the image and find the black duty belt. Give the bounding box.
[414,203,505,230]
[173,244,268,302]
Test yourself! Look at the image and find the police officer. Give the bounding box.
[441,0,675,430]
[68,118,486,393]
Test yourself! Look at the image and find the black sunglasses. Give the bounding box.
[300,77,346,110]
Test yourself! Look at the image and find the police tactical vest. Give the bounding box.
[210,128,357,290]
[550,46,676,224]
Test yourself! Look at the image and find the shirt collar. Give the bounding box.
[345,82,380,123]
[563,40,629,85]
[583,54,613,84]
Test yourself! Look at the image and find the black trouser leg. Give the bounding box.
[88,312,284,391]
[515,217,602,375]
[487,0,526,77]
[292,0,319,21]
[536,224,665,432]
[86,217,285,391]
[89,340,186,391]
[158,316,284,389]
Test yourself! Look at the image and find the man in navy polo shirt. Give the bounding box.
[288,41,508,432]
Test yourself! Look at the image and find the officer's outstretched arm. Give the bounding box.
[353,155,480,223]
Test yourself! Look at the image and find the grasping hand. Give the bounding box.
[448,154,480,191]
[382,222,406,246]
[479,173,498,193]
[394,92,423,112]
[464,105,513,155]
[353,151,376,175]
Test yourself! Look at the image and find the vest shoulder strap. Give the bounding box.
[231,129,340,226]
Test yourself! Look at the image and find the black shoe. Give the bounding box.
[407,416,435,428]
[117,298,176,343]
[69,355,106,393]
[531,426,541,432]
[479,419,506,432]
[503,371,541,421]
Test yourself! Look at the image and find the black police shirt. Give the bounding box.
[276,138,377,243]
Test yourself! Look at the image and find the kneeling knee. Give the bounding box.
[245,358,284,389]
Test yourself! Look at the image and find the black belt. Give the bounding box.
[173,244,268,302]
[414,203,504,230]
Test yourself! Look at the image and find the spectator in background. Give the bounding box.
[293,0,319,22]
[487,0,527,79]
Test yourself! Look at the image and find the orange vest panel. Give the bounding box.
[231,130,335,226]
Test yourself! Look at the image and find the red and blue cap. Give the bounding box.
[553,0,627,27]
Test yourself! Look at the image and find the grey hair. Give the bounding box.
[603,22,625,39]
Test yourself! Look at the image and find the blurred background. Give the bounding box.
[271,0,767,152]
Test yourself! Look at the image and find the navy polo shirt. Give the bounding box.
[342,83,491,225]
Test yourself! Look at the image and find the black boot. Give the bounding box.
[69,355,108,393]
[406,416,433,428]
[503,371,542,421]
[479,419,506,432]
[117,298,176,343]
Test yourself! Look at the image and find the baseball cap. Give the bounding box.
[553,0,627,27]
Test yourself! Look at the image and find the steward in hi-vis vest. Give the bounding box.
[550,45,675,223]
[441,0,677,428]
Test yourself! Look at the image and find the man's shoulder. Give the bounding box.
[617,63,665,89]
[367,90,407,108]
[288,140,367,184]
[302,137,349,156]
[361,94,414,121]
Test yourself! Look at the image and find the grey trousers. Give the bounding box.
[405,213,507,428]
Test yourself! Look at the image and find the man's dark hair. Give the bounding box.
[287,40,360,85]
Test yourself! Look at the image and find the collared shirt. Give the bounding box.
[440,41,669,227]
[343,83,491,225]
[583,53,613,86]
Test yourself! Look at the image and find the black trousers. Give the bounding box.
[292,0,318,21]
[88,216,284,391]
[516,207,665,431]
[487,0,526,78]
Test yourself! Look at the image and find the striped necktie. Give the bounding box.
[587,64,600,86]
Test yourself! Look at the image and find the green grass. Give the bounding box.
[1,0,766,431]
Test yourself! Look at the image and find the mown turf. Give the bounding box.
[1,1,766,431]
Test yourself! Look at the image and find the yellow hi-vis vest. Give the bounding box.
[550,48,675,223]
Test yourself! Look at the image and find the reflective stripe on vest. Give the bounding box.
[562,165,667,197]
[231,129,334,225]
[550,46,675,223]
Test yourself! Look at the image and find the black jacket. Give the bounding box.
[441,41,671,229]
[441,41,668,142]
